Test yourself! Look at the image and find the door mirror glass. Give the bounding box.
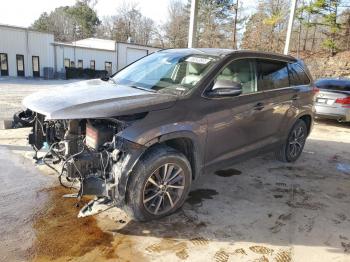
[209,80,242,97]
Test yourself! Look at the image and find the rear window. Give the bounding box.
[316,80,350,92]
[288,63,310,86]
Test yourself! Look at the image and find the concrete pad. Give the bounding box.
[0,147,54,261]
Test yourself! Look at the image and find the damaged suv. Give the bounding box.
[21,49,315,221]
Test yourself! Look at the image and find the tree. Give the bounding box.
[241,0,289,52]
[98,2,155,45]
[32,1,100,42]
[163,0,189,48]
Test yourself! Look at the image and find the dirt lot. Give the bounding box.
[0,79,350,262]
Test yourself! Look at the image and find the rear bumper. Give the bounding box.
[315,112,350,122]
[315,105,350,122]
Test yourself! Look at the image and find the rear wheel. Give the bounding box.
[125,145,192,221]
[275,119,307,163]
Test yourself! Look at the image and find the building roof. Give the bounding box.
[72,38,116,51]
[0,23,54,36]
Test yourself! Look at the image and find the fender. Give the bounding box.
[114,129,206,207]
[284,109,314,140]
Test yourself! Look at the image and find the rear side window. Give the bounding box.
[257,60,289,91]
[315,80,350,92]
[288,63,310,86]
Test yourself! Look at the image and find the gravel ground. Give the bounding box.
[0,79,349,262]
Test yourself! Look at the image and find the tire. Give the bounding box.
[125,145,192,221]
[275,119,308,163]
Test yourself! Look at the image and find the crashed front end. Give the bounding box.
[27,113,146,216]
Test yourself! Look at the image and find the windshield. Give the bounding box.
[113,51,219,95]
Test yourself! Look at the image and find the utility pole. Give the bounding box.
[233,0,239,49]
[284,0,298,55]
[188,0,199,48]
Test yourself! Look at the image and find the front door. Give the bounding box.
[204,58,274,167]
[0,53,8,76]
[16,55,25,77]
[32,56,40,77]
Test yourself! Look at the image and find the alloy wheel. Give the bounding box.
[288,126,306,158]
[142,163,185,215]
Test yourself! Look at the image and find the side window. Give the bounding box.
[288,63,310,86]
[215,59,257,94]
[257,60,289,91]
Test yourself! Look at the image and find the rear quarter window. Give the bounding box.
[288,63,310,86]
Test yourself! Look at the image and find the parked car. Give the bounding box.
[20,49,316,221]
[314,78,350,122]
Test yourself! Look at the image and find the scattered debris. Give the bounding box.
[78,197,114,218]
[341,242,350,253]
[336,163,350,175]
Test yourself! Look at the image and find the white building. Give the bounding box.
[0,24,160,78]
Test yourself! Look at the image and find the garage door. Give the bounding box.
[126,48,148,65]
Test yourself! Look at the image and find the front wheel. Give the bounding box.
[275,119,308,163]
[125,145,192,221]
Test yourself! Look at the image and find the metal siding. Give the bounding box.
[116,43,160,70]
[0,25,159,78]
[0,26,54,77]
[55,46,117,73]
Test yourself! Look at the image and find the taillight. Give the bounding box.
[312,86,320,94]
[335,96,350,107]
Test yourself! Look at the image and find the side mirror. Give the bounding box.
[208,80,243,97]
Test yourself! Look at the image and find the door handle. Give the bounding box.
[254,102,265,111]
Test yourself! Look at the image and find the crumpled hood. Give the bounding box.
[23,79,177,119]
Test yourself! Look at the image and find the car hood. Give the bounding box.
[23,79,178,120]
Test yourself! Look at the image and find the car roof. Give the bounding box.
[160,48,297,61]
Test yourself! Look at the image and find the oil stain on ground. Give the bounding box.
[215,168,242,177]
[30,186,144,262]
[186,189,219,205]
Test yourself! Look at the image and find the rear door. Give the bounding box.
[256,59,298,138]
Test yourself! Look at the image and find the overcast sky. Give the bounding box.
[1,0,257,28]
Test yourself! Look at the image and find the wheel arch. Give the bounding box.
[144,131,204,181]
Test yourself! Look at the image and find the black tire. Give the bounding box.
[275,119,308,163]
[125,145,192,221]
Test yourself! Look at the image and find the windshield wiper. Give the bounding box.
[128,85,157,93]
